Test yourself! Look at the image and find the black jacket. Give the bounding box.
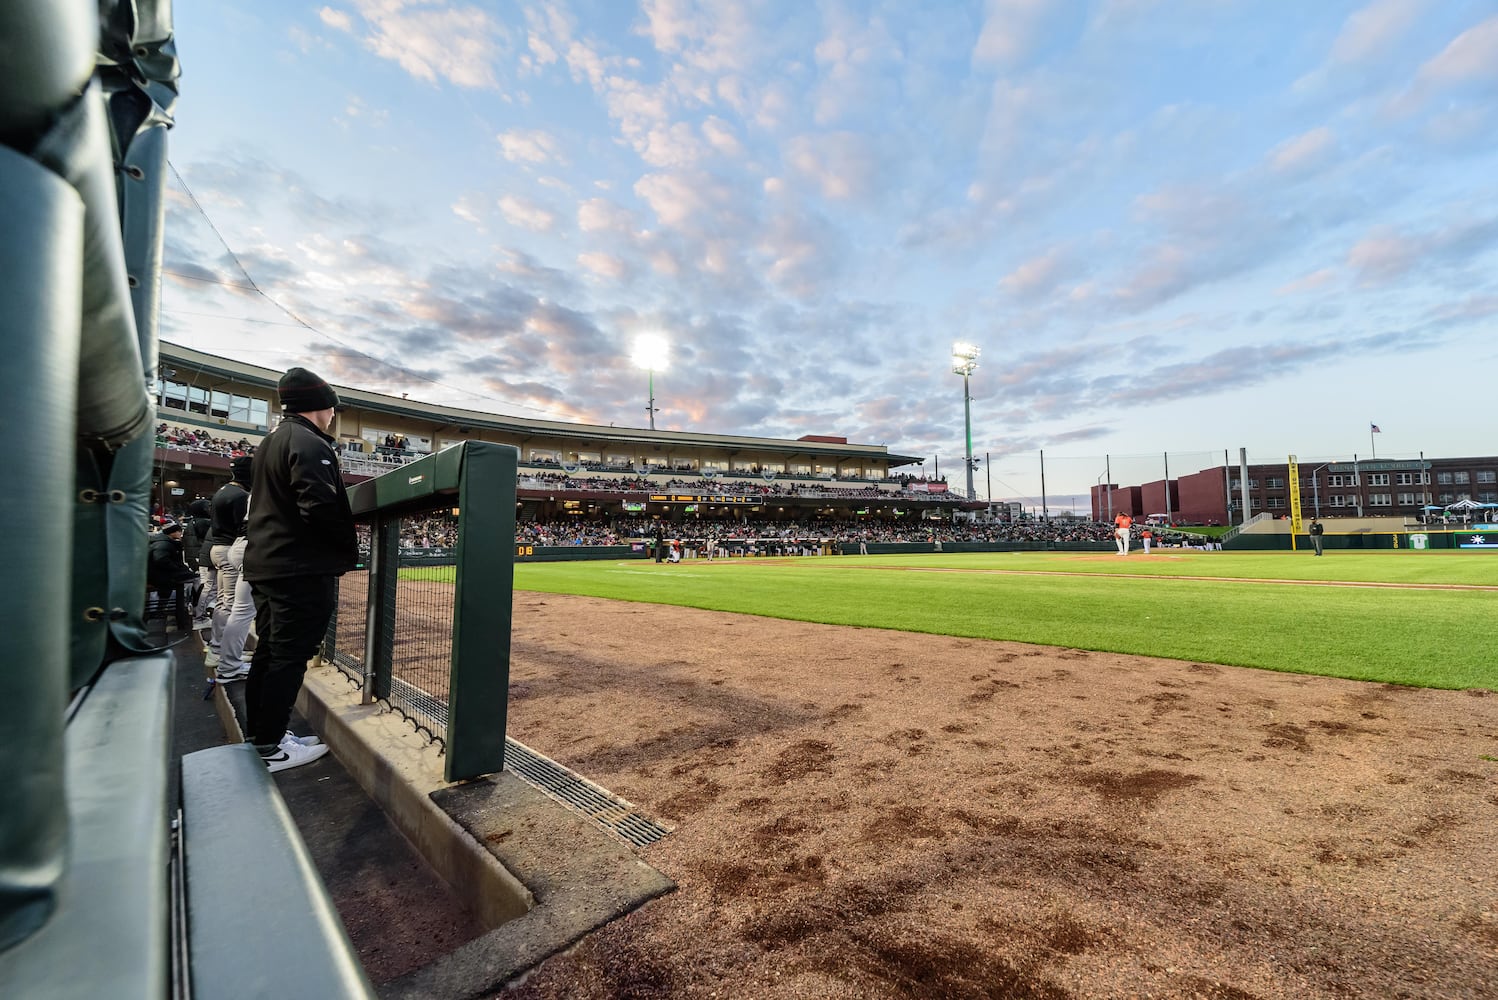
[147,532,196,589]
[243,414,358,581]
[205,481,250,547]
[182,499,213,569]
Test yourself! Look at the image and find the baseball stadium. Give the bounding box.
[4,5,1497,1000]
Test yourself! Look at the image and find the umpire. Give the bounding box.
[242,367,358,772]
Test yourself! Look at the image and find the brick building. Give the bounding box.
[1094,456,1498,524]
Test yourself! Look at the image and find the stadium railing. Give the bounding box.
[1220,512,1272,545]
[325,440,519,782]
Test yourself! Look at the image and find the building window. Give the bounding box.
[1454,471,1470,484]
[1437,472,1453,485]
[1476,471,1496,484]
[1327,474,1359,487]
[1367,473,1389,486]
[1438,493,1454,503]
[1479,492,1498,503]
[163,380,187,410]
[1330,495,1346,507]
[1368,494,1392,506]
[1230,479,1259,491]
[1265,477,1284,489]
[1397,493,1417,506]
[1266,497,1285,508]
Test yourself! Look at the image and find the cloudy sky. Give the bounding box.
[162,0,1498,501]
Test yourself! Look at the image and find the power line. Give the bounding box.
[163,269,256,290]
[163,309,308,328]
[164,161,570,419]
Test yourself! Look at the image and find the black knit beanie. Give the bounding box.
[277,367,340,413]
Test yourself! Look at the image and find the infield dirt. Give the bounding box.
[494,591,1495,999]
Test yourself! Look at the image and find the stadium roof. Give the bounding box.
[159,343,926,468]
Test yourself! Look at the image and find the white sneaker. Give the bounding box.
[192,617,212,631]
[259,741,329,773]
[282,731,322,748]
[203,649,220,667]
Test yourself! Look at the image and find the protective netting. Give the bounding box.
[325,524,371,686]
[389,510,459,742]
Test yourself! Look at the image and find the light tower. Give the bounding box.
[951,341,981,501]
[631,334,670,430]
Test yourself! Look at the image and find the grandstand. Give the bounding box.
[154,342,985,527]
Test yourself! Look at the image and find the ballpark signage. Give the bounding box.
[1457,524,1498,550]
[648,494,754,504]
[1326,460,1429,473]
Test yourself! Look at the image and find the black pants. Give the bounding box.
[246,575,337,748]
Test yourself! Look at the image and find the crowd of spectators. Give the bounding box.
[519,457,947,487]
[399,516,458,550]
[156,423,255,457]
[517,521,623,546]
[389,514,1201,551]
[517,471,964,501]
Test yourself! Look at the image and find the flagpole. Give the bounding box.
[1370,424,1376,460]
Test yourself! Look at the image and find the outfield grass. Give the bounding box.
[487,551,1497,691]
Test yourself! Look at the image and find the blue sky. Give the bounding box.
[162,1,1498,501]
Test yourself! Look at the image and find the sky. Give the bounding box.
[161,0,1498,503]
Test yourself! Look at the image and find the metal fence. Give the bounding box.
[388,513,458,741]
[327,525,370,687]
[321,442,517,781]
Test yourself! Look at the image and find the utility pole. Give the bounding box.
[1039,449,1048,521]
[1105,454,1112,521]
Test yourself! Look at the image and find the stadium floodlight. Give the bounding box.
[951,342,981,501]
[631,334,670,430]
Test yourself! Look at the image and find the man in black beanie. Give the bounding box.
[242,368,357,771]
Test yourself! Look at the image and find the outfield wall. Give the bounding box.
[491,540,1120,562]
[1226,529,1486,551]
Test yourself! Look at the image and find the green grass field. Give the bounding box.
[415,550,1498,691]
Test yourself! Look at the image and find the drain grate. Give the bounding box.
[504,738,672,848]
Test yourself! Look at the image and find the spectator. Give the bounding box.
[243,368,357,772]
[147,522,197,620]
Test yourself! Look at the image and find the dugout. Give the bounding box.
[0,5,371,997]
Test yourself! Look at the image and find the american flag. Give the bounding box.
[1370,423,1381,433]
